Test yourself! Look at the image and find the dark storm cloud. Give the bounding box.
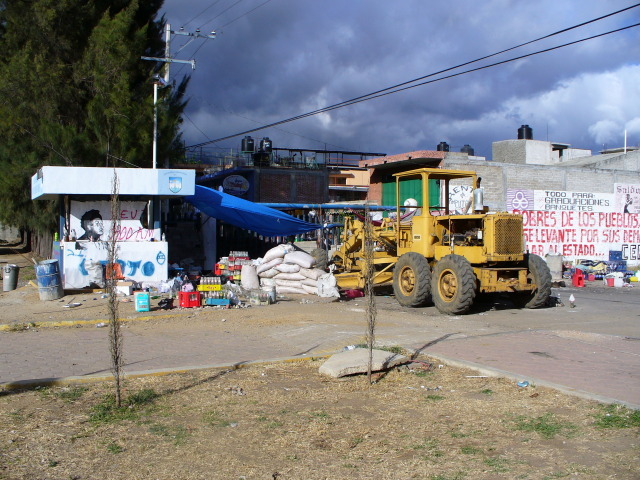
[161,0,640,158]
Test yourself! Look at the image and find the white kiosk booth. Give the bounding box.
[31,167,195,289]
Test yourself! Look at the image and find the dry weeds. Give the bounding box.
[1,358,638,480]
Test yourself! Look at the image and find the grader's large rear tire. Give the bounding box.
[432,254,477,315]
[514,253,552,309]
[393,252,432,307]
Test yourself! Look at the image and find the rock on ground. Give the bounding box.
[319,348,409,378]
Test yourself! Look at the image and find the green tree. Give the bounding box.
[0,0,187,239]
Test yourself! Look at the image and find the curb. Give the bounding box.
[2,342,637,410]
[0,311,191,332]
[0,354,332,391]
[425,352,640,411]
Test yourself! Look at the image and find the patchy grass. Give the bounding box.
[593,403,640,429]
[7,322,36,332]
[89,388,159,423]
[425,394,445,401]
[513,412,578,439]
[483,456,511,473]
[202,409,236,428]
[460,445,482,455]
[106,442,123,454]
[148,423,189,445]
[56,386,88,403]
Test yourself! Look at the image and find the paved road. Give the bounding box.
[1,277,639,409]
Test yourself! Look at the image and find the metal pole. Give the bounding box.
[153,82,158,169]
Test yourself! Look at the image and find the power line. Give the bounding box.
[182,0,225,28]
[172,0,280,79]
[188,10,640,149]
[216,0,275,30]
[198,0,244,30]
[183,111,213,141]
[198,98,351,149]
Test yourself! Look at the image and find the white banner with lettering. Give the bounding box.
[508,187,640,262]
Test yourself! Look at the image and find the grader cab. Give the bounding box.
[331,167,551,315]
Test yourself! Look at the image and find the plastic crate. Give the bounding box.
[197,284,222,291]
[203,298,230,306]
[609,250,623,261]
[179,291,201,308]
[607,260,627,272]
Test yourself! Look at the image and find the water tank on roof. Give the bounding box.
[260,137,273,153]
[518,125,533,140]
[436,141,450,152]
[460,144,475,156]
[241,136,255,153]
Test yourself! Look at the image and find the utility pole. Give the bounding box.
[141,23,216,81]
[141,23,216,169]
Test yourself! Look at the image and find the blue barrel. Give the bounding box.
[36,259,64,301]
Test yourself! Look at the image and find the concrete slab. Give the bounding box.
[319,348,409,378]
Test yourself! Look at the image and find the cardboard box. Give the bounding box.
[116,281,133,296]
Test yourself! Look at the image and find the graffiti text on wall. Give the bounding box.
[63,242,167,289]
[70,200,158,242]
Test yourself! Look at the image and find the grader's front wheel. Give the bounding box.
[432,254,477,315]
[514,253,552,308]
[392,252,432,307]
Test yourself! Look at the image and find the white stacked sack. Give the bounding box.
[256,244,325,295]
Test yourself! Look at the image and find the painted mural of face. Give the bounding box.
[79,209,104,241]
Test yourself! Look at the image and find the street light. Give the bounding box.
[152,74,169,169]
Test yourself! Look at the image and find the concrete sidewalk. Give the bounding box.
[423,329,640,409]
[2,318,639,410]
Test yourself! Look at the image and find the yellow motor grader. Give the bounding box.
[331,167,551,314]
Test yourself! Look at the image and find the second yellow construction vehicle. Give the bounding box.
[331,167,551,315]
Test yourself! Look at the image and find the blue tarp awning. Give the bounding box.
[185,185,321,237]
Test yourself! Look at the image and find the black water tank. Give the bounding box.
[241,135,255,153]
[460,144,475,156]
[260,137,273,153]
[517,125,533,140]
[436,141,450,152]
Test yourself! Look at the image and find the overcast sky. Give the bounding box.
[160,0,640,159]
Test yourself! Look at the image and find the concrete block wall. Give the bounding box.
[493,139,554,165]
[0,223,21,244]
[614,171,640,185]
[444,158,640,212]
[597,151,640,171]
[492,140,527,164]
[565,168,615,192]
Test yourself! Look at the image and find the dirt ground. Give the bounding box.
[1,360,639,480]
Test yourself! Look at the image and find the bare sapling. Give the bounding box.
[363,204,377,384]
[107,171,123,406]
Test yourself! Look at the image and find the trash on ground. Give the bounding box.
[228,386,245,395]
[158,298,173,310]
